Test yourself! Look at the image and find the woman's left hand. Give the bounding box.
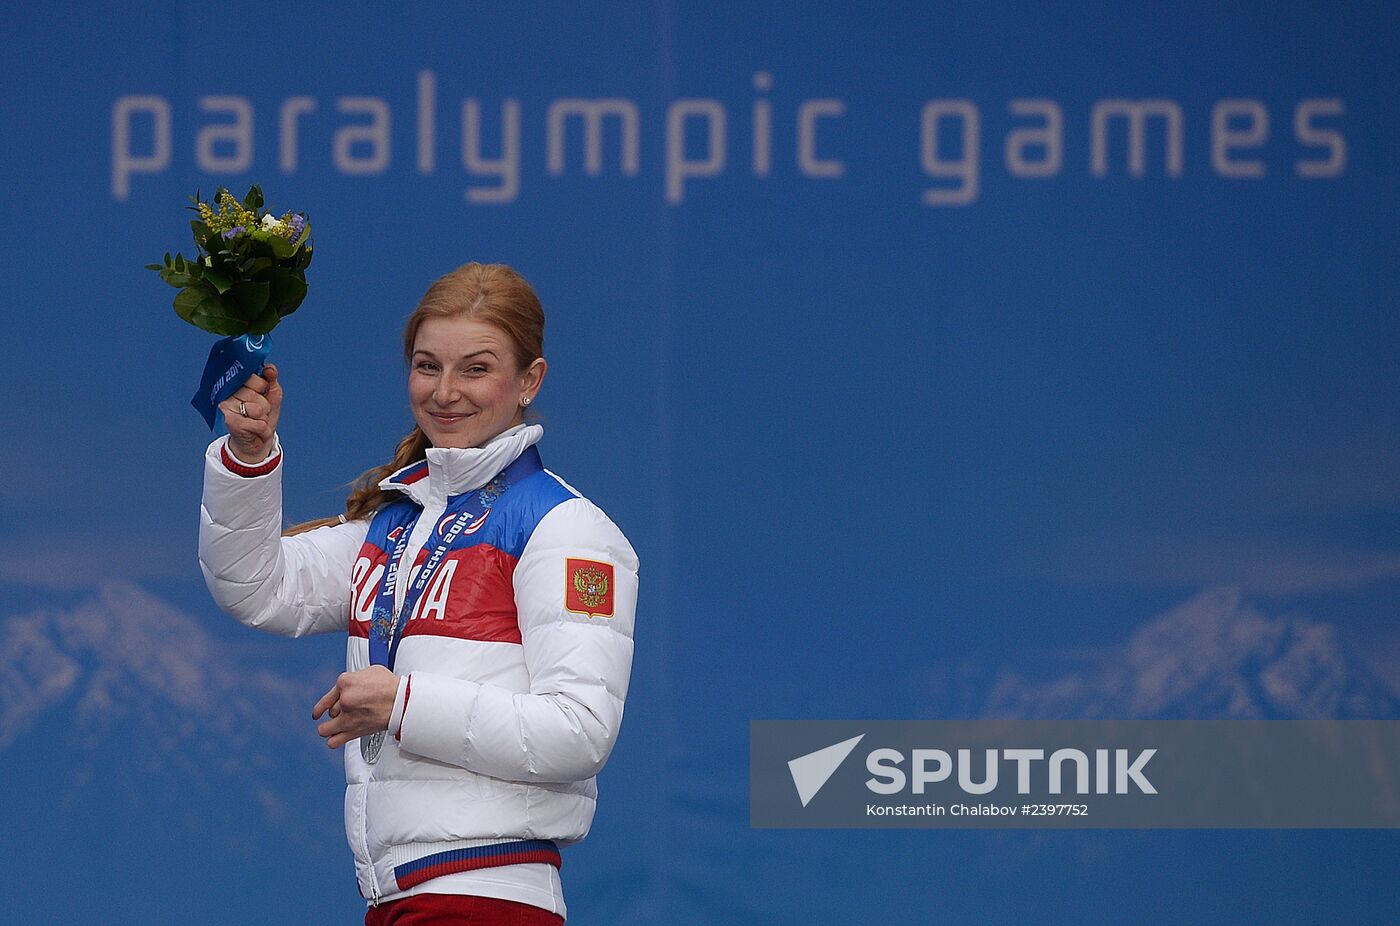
[312,666,400,749]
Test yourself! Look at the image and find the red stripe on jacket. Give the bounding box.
[221,444,282,477]
[394,675,411,742]
[348,544,521,644]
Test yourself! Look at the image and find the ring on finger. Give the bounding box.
[238,400,248,417]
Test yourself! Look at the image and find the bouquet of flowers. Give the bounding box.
[149,185,312,335]
[148,186,313,427]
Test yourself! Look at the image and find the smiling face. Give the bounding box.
[408,315,546,449]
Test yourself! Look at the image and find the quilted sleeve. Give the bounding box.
[395,495,638,782]
[198,434,369,637]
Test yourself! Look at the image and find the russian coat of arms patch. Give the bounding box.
[565,558,615,618]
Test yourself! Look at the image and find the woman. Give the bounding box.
[198,262,638,925]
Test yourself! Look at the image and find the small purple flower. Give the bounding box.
[221,225,246,240]
[287,214,307,238]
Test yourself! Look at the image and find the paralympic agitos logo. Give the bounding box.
[788,734,1157,807]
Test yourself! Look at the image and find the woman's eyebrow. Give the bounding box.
[412,348,499,361]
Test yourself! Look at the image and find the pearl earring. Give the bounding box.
[521,396,532,406]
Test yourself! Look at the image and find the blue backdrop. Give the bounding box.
[2,3,1398,923]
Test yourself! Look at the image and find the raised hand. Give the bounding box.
[220,363,282,464]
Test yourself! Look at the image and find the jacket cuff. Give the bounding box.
[389,673,412,742]
[396,672,482,767]
[218,435,282,477]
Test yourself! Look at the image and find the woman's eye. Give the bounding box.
[415,361,438,372]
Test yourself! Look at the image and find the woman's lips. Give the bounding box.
[430,412,472,423]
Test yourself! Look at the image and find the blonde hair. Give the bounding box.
[284,262,545,536]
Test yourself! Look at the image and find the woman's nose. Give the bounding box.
[433,374,461,404]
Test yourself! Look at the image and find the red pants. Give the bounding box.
[364,893,565,926]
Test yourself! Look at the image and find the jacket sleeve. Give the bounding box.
[395,496,638,783]
[198,434,369,638]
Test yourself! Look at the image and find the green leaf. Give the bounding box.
[172,284,218,322]
[265,268,291,303]
[172,283,206,319]
[248,304,281,335]
[265,234,298,260]
[267,270,307,316]
[159,267,191,289]
[144,263,163,271]
[172,292,195,325]
[243,185,264,211]
[191,306,251,336]
[278,277,309,317]
[241,256,274,277]
[203,267,232,294]
[231,280,270,319]
[174,285,246,336]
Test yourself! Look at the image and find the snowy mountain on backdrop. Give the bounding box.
[0,581,342,838]
[966,587,1400,720]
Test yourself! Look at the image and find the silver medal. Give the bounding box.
[361,730,386,764]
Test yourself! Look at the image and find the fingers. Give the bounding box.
[238,366,281,398]
[219,382,269,415]
[241,419,274,440]
[313,688,357,748]
[313,673,356,747]
[317,712,346,741]
[229,388,272,420]
[222,407,273,438]
[311,683,339,720]
[229,366,280,412]
[262,365,283,415]
[317,716,349,749]
[237,366,283,420]
[217,403,271,447]
[311,668,399,750]
[316,705,368,750]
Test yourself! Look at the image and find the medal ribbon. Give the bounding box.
[367,445,543,670]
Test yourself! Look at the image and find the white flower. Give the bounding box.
[261,214,280,229]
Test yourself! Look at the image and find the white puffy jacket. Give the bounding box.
[197,424,637,913]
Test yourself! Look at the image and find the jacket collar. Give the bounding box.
[380,423,543,508]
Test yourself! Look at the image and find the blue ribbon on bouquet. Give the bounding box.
[191,333,273,430]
